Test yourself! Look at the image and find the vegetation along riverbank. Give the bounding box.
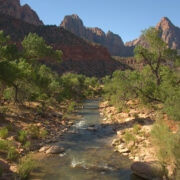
[0,31,101,179]
[100,28,180,180]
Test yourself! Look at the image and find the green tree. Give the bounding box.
[134,27,178,86]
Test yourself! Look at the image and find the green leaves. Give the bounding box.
[22,33,62,62]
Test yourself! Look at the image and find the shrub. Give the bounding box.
[0,140,9,152]
[0,127,8,139]
[151,121,180,178]
[28,125,39,139]
[39,129,48,139]
[124,131,136,143]
[5,123,13,131]
[23,141,31,151]
[18,130,27,143]
[18,154,35,179]
[67,101,76,113]
[133,123,141,134]
[7,146,19,161]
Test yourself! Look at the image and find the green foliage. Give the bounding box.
[0,127,8,139]
[0,140,19,161]
[0,140,9,152]
[133,124,141,134]
[151,121,180,178]
[18,130,28,144]
[124,131,136,143]
[134,27,178,86]
[7,146,19,161]
[39,129,48,139]
[28,125,39,139]
[67,101,76,113]
[18,154,35,179]
[23,141,31,151]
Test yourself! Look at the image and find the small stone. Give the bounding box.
[46,145,65,154]
[39,145,50,152]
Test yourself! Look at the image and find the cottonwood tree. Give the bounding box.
[134,27,178,86]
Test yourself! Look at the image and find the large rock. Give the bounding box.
[131,161,164,180]
[60,14,133,57]
[0,0,43,25]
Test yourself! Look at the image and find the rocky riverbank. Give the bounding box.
[99,100,167,179]
[0,101,76,179]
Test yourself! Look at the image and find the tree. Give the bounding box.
[134,27,178,86]
[22,33,62,62]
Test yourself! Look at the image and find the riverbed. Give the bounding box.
[30,99,143,180]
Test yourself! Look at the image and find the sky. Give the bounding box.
[20,0,180,43]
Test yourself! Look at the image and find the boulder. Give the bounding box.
[131,161,164,180]
[45,145,65,154]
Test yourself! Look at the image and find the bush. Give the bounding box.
[67,101,76,113]
[124,131,136,143]
[0,140,9,152]
[18,130,27,143]
[39,129,48,139]
[18,154,35,179]
[0,127,8,139]
[23,141,31,150]
[151,121,180,178]
[28,125,39,139]
[133,124,141,134]
[7,146,19,161]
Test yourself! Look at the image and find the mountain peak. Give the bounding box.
[0,0,43,25]
[156,16,174,30]
[72,14,80,19]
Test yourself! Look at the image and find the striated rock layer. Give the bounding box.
[60,14,133,57]
[0,0,43,25]
[126,17,180,50]
[0,13,129,77]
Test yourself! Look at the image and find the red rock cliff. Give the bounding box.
[0,0,43,25]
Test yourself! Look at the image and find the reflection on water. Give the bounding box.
[30,99,144,180]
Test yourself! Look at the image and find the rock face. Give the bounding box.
[60,14,133,57]
[0,13,129,77]
[126,17,180,50]
[0,0,43,25]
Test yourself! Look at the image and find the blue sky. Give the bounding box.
[21,0,180,43]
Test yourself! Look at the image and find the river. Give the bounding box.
[30,99,143,180]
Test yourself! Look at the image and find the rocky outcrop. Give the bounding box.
[0,0,43,25]
[125,17,180,50]
[156,17,180,49]
[0,13,129,77]
[60,14,133,57]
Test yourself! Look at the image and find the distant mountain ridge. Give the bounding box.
[60,14,133,57]
[126,17,180,50]
[0,0,43,25]
[0,13,129,77]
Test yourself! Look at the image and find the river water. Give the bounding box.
[30,99,143,180]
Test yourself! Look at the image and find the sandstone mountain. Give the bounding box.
[60,14,133,57]
[0,0,43,25]
[125,17,180,50]
[0,13,129,77]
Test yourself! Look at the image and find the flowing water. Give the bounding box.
[30,99,143,180]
